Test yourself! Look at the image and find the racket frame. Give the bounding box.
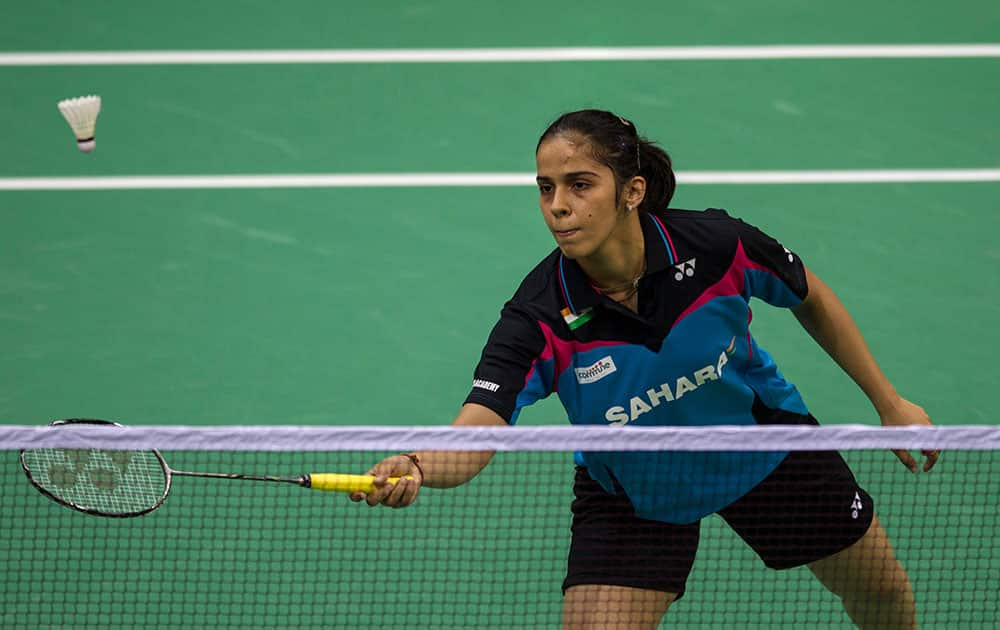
[19,418,174,518]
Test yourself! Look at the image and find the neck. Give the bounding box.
[577,212,645,292]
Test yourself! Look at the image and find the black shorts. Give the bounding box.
[562,450,875,598]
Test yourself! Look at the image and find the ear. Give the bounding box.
[623,176,647,210]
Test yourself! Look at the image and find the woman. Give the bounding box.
[352,110,938,629]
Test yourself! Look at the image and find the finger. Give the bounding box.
[398,476,421,507]
[366,480,394,506]
[383,477,412,508]
[893,449,918,473]
[922,449,940,472]
[390,477,420,508]
[349,492,365,503]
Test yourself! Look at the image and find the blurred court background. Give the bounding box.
[1,2,998,628]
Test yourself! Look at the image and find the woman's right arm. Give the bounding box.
[354,295,550,508]
[349,403,507,508]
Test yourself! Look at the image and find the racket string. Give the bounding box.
[22,447,169,515]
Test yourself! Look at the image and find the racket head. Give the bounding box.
[20,419,172,518]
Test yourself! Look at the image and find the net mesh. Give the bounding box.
[1,424,998,629]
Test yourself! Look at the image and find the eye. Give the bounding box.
[572,181,591,191]
[538,183,553,194]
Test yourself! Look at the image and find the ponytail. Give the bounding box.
[637,139,676,212]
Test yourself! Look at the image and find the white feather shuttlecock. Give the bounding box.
[57,95,102,153]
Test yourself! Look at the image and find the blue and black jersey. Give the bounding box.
[464,208,813,524]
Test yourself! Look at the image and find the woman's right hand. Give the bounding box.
[349,454,423,508]
[350,403,506,507]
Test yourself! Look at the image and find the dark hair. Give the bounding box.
[536,109,676,212]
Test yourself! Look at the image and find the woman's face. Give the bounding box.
[535,134,624,260]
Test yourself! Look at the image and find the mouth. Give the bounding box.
[552,228,580,240]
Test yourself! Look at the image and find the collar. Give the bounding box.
[557,211,680,315]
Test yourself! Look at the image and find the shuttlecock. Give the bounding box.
[57,95,102,153]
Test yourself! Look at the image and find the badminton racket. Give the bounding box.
[20,419,406,517]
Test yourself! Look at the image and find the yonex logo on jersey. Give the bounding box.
[783,247,794,263]
[604,347,730,426]
[851,492,863,519]
[674,258,696,281]
[575,356,617,384]
[473,379,500,393]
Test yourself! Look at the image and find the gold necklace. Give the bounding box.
[592,259,646,301]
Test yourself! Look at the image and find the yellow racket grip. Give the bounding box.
[307,473,410,493]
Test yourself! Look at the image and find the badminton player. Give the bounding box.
[352,110,938,629]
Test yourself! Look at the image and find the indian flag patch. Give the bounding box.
[561,307,594,330]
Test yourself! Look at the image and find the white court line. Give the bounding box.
[2,170,1000,191]
[2,45,1000,66]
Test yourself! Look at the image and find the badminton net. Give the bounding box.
[1,423,997,629]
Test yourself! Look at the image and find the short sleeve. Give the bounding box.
[734,218,809,307]
[464,301,553,424]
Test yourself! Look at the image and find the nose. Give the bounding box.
[548,186,571,218]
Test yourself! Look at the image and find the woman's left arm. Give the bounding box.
[791,266,940,472]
